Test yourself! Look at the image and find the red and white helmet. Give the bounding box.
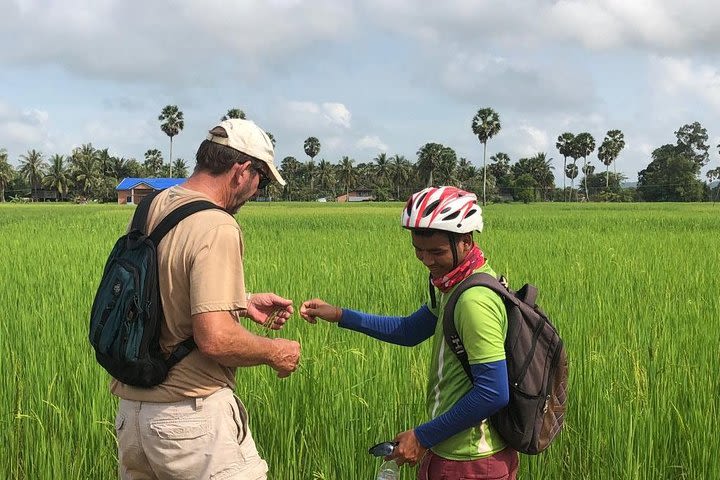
[401,186,483,233]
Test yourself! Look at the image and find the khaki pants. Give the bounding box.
[116,388,268,480]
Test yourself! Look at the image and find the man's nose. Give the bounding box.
[420,254,434,267]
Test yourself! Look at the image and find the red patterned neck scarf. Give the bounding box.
[431,244,486,292]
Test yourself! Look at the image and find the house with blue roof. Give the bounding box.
[115,178,186,204]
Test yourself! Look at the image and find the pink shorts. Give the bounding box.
[417,447,519,480]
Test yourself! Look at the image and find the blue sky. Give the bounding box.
[2,0,720,185]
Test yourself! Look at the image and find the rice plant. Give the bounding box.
[1,202,718,479]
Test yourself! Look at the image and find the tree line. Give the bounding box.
[0,106,718,203]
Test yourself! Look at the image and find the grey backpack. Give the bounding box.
[437,272,568,455]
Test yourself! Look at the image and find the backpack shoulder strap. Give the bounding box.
[130,189,164,234]
[442,272,517,382]
[166,338,197,368]
[148,200,224,247]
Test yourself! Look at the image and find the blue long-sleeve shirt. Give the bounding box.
[338,306,509,447]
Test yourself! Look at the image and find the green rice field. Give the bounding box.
[1,202,719,479]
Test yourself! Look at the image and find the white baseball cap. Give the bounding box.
[206,119,286,186]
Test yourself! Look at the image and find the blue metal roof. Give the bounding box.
[116,178,187,190]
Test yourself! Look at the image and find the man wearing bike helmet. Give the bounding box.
[301,186,518,479]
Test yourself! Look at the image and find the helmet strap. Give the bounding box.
[448,232,459,268]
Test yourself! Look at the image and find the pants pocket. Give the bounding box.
[149,416,210,440]
[230,394,249,444]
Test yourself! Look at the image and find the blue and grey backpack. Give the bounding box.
[89,190,222,387]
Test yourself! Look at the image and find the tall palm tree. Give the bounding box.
[0,149,14,202]
[305,160,316,193]
[304,137,321,164]
[556,132,575,201]
[19,149,47,201]
[565,164,579,201]
[223,108,246,120]
[337,156,356,200]
[598,130,625,188]
[159,105,184,176]
[43,154,73,201]
[471,107,501,205]
[390,154,411,200]
[573,133,596,201]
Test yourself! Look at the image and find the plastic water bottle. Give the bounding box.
[376,459,399,480]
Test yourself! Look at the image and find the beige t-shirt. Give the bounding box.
[110,186,247,402]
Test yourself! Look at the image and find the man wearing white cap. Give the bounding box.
[112,119,299,479]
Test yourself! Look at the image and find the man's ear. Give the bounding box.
[231,161,250,185]
[459,233,474,251]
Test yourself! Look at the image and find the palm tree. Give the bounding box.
[373,152,391,187]
[488,152,512,197]
[19,149,47,201]
[416,143,446,187]
[390,154,411,200]
[280,156,301,200]
[265,131,276,147]
[159,105,184,176]
[0,149,14,202]
[305,160,316,193]
[304,137,321,163]
[172,158,188,178]
[456,157,478,188]
[556,132,575,201]
[316,159,335,196]
[565,164,579,201]
[43,154,73,201]
[337,156,356,200]
[707,167,720,202]
[528,152,555,200]
[110,157,130,179]
[471,107,501,205]
[223,108,246,120]
[72,148,101,197]
[573,133,596,201]
[144,149,164,177]
[598,130,625,188]
[97,148,112,178]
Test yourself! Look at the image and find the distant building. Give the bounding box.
[116,178,186,205]
[336,188,375,203]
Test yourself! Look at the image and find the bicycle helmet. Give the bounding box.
[401,186,483,233]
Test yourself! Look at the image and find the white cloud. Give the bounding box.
[322,103,351,129]
[283,101,352,130]
[355,135,388,151]
[0,0,356,84]
[417,48,594,114]
[0,101,53,157]
[364,0,720,53]
[652,57,720,111]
